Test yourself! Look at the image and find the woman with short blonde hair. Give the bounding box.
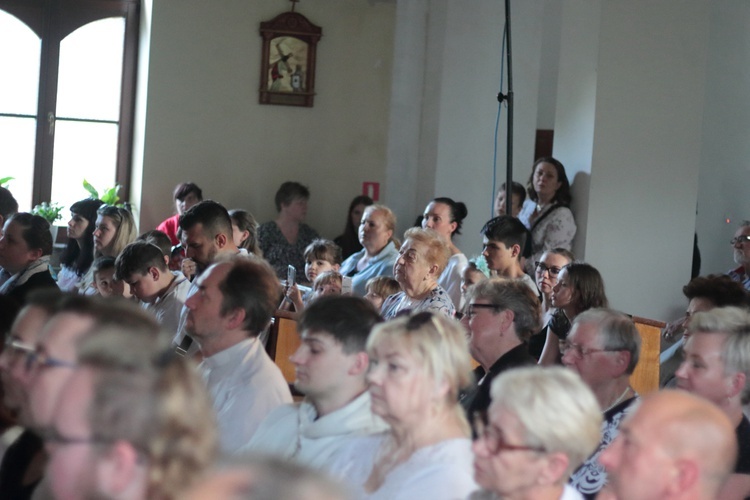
[328,312,477,499]
[472,366,602,500]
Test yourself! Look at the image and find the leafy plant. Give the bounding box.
[32,202,64,224]
[0,176,13,188]
[83,179,123,206]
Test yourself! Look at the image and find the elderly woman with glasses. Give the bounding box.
[471,366,602,500]
[528,249,575,359]
[561,309,641,499]
[380,228,454,320]
[328,312,477,499]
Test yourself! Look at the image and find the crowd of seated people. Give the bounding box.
[2,160,750,499]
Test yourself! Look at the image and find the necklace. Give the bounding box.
[603,386,631,414]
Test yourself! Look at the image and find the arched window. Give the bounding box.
[0,0,139,214]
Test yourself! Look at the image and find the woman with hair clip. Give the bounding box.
[57,198,104,293]
[328,312,477,499]
[93,205,138,259]
[518,157,576,274]
[421,197,469,310]
[335,195,374,260]
[539,262,608,366]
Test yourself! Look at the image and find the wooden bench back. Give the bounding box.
[266,310,301,384]
[630,316,664,396]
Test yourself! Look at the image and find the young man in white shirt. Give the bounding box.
[243,295,387,468]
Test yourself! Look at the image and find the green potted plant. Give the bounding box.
[83,179,123,206]
[32,201,65,243]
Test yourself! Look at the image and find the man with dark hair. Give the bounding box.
[0,187,18,235]
[173,200,241,352]
[185,258,291,454]
[660,274,748,387]
[243,295,387,466]
[0,213,56,305]
[460,278,540,419]
[116,241,191,333]
[179,200,238,278]
[480,215,537,294]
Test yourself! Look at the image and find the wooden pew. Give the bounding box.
[630,316,665,396]
[265,310,301,385]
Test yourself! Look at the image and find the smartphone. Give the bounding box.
[287,265,296,287]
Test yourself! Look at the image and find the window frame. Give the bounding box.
[0,0,139,207]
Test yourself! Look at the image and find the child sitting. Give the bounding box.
[285,239,342,312]
[91,256,132,299]
[311,270,344,301]
[364,276,401,312]
[114,241,191,332]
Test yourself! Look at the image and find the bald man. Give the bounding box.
[599,390,736,500]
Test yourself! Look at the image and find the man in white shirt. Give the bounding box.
[185,258,291,454]
[243,295,387,468]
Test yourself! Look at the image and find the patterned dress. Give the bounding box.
[257,221,319,280]
[380,286,455,320]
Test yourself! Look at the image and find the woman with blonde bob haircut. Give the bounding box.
[472,366,602,500]
[329,312,477,499]
[381,227,454,320]
[93,205,138,259]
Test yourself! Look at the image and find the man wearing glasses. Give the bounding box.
[561,308,641,499]
[459,279,540,422]
[44,322,217,499]
[0,290,59,498]
[728,222,750,291]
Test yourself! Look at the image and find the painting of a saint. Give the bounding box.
[268,36,308,93]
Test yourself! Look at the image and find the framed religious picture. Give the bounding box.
[259,8,322,107]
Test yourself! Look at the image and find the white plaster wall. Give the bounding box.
[136,0,396,239]
[385,0,544,252]
[569,0,710,320]
[695,1,750,276]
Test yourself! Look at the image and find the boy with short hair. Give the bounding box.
[480,215,538,295]
[115,241,190,332]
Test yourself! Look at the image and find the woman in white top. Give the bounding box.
[328,312,477,499]
[518,158,576,275]
[471,366,602,500]
[421,197,468,310]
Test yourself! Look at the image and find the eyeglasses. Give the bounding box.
[535,262,562,277]
[41,427,108,448]
[465,303,501,319]
[561,341,622,359]
[3,337,77,371]
[473,411,546,454]
[731,235,750,245]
